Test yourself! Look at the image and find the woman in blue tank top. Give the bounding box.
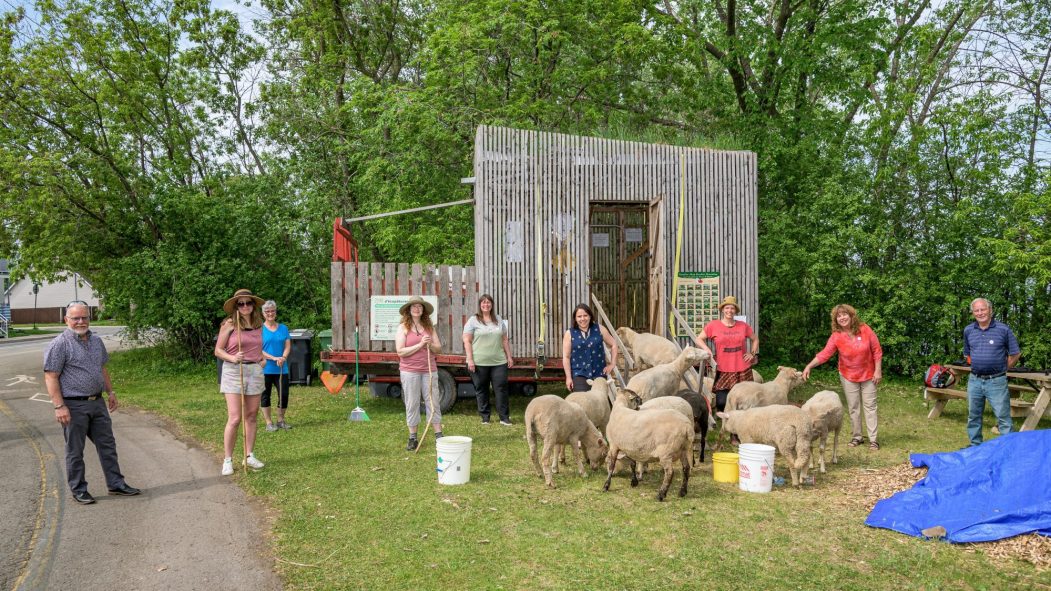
[561,303,619,392]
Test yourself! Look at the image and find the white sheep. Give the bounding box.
[616,327,681,370]
[626,346,710,402]
[635,395,698,474]
[801,390,844,473]
[716,405,813,486]
[525,395,609,489]
[558,377,615,468]
[603,388,694,501]
[565,377,614,434]
[724,366,805,412]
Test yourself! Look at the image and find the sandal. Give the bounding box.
[848,437,863,447]
[869,441,880,450]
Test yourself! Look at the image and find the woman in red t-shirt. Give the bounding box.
[802,304,883,450]
[696,295,759,412]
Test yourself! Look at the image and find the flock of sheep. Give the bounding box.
[524,327,846,500]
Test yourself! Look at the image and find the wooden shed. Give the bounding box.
[472,125,758,358]
[328,125,758,370]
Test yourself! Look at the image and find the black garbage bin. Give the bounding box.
[287,329,315,386]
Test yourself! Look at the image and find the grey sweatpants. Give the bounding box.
[400,370,441,428]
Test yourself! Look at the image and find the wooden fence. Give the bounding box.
[331,262,479,355]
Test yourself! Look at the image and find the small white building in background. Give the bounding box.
[5,273,100,325]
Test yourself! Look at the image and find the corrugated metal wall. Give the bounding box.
[473,125,758,357]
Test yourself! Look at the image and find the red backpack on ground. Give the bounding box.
[924,365,957,389]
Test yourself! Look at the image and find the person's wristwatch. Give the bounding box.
[54,403,65,410]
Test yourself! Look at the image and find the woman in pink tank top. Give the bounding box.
[395,295,444,451]
[214,288,267,475]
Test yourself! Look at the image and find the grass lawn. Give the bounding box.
[109,350,1050,590]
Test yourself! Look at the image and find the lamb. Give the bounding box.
[616,327,681,370]
[603,388,694,501]
[801,390,844,473]
[716,405,813,486]
[626,346,711,402]
[724,366,805,412]
[525,395,609,489]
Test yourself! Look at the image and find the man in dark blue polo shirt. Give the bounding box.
[963,297,1021,446]
[44,301,141,504]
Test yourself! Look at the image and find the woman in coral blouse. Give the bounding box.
[802,304,883,450]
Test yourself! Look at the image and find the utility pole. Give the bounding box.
[32,282,40,329]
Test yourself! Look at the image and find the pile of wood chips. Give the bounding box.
[838,461,1050,570]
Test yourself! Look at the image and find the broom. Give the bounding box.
[349,325,369,422]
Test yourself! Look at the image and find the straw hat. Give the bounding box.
[718,295,740,313]
[399,295,434,316]
[223,288,265,316]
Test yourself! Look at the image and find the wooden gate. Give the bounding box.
[588,204,649,330]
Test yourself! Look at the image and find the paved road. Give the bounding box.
[0,329,281,590]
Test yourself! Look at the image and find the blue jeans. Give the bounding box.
[966,374,1011,446]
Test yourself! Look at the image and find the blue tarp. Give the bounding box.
[866,430,1051,543]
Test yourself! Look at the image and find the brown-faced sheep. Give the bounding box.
[716,405,813,486]
[603,388,694,501]
[626,347,711,402]
[801,390,844,473]
[525,395,608,489]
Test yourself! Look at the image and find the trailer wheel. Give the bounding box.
[388,383,403,399]
[436,370,457,413]
[520,382,538,397]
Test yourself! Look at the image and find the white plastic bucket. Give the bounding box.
[436,436,473,485]
[738,443,776,493]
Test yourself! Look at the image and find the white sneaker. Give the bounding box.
[221,458,234,476]
[245,454,265,470]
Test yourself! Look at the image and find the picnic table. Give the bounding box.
[924,365,1051,431]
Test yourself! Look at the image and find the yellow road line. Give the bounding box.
[0,399,59,590]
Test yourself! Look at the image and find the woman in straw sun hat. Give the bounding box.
[395,295,444,451]
[697,295,759,412]
[214,288,267,475]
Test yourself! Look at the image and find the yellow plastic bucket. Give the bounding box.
[712,452,740,483]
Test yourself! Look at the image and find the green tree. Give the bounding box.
[0,0,329,358]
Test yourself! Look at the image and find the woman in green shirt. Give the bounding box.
[463,294,515,425]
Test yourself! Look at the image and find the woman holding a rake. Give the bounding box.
[215,288,267,475]
[395,295,444,451]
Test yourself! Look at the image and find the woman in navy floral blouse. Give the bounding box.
[561,303,618,392]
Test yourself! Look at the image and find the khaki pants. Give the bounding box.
[840,375,878,443]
